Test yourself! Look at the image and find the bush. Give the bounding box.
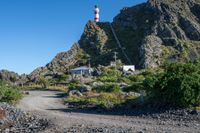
[123,82,144,93]
[68,80,81,90]
[0,81,22,103]
[98,67,122,82]
[144,62,200,107]
[93,83,121,93]
[38,77,49,88]
[98,75,118,82]
[66,93,137,109]
[128,75,145,82]
[56,74,69,83]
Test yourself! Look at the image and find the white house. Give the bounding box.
[70,66,93,76]
[123,65,135,72]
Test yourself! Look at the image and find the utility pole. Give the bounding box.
[88,57,91,76]
[114,52,117,79]
[114,52,117,67]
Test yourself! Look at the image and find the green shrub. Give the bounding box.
[118,77,131,84]
[98,67,122,82]
[68,80,81,90]
[128,75,145,82]
[56,74,69,83]
[98,75,118,82]
[144,62,200,107]
[123,82,144,93]
[0,81,22,103]
[38,77,49,88]
[66,93,137,109]
[93,83,121,93]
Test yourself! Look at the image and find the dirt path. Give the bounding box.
[16,91,199,133]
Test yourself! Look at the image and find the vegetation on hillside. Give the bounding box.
[144,61,200,107]
[65,60,200,110]
[0,81,22,103]
[66,92,137,109]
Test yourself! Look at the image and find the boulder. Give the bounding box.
[69,90,83,96]
[78,85,92,93]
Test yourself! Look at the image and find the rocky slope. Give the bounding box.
[0,103,48,133]
[2,0,200,83]
[28,43,80,82]
[0,70,28,85]
[59,0,200,70]
[112,0,200,68]
[81,0,200,69]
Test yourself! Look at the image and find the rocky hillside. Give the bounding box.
[2,0,199,83]
[78,0,200,69]
[0,70,28,85]
[112,0,200,68]
[28,43,80,82]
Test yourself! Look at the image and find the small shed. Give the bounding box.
[123,65,135,72]
[70,66,93,76]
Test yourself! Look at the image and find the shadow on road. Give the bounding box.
[45,102,200,123]
[42,92,67,98]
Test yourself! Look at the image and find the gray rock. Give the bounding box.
[139,35,163,68]
[76,84,92,93]
[69,90,83,96]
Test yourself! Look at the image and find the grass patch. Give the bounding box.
[196,106,200,111]
[66,92,138,109]
[92,83,121,93]
[21,85,68,92]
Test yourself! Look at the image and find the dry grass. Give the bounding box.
[196,106,200,111]
[21,85,68,92]
[66,92,139,109]
[84,92,101,98]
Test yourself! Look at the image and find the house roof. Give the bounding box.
[70,66,91,71]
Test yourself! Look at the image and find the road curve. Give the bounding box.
[16,91,199,133]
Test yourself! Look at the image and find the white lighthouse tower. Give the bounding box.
[94,5,100,22]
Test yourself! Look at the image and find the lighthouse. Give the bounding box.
[94,5,100,22]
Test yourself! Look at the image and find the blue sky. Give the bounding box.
[0,0,146,74]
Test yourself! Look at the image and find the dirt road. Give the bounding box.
[17,91,200,133]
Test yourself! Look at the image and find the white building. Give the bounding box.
[123,65,135,72]
[70,66,93,76]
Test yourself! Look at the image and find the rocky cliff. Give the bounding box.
[28,43,80,82]
[113,0,200,68]
[80,0,200,69]
[4,0,199,83]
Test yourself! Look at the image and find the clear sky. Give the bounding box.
[0,0,147,74]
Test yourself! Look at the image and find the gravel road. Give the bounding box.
[16,91,200,133]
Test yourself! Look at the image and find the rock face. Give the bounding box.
[79,0,200,69]
[139,35,163,68]
[79,21,120,66]
[0,70,28,85]
[0,70,19,83]
[112,0,200,68]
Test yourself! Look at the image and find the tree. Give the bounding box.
[38,77,49,88]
